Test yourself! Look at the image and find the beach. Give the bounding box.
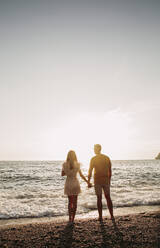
[1,160,160,247]
[0,211,160,248]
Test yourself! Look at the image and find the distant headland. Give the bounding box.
[155,153,160,159]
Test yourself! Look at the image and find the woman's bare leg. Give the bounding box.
[72,195,78,222]
[68,196,73,222]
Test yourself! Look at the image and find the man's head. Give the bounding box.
[94,144,102,155]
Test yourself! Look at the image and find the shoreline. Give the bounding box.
[1,205,160,229]
[0,211,160,248]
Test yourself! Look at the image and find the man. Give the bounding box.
[88,144,114,220]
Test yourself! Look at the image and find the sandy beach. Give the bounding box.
[0,211,160,248]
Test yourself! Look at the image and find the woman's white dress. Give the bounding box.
[63,162,81,196]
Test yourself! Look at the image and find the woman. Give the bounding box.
[61,150,91,223]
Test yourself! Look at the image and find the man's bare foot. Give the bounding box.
[68,220,74,225]
[98,217,103,221]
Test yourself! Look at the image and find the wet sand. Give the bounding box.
[0,211,160,248]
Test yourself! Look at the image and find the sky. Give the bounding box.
[0,0,160,162]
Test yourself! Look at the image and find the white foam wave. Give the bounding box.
[0,159,160,220]
[82,199,160,211]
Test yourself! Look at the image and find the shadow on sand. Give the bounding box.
[59,222,74,248]
[99,218,124,248]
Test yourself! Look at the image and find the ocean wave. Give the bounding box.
[83,199,160,210]
[0,211,67,220]
[114,200,160,208]
[4,192,64,200]
[1,160,160,220]
[0,200,160,220]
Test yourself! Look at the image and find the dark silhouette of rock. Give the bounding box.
[155,153,160,159]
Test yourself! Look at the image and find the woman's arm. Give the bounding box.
[61,170,65,176]
[79,169,92,187]
[61,163,66,176]
[79,169,87,182]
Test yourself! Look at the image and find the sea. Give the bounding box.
[0,160,160,222]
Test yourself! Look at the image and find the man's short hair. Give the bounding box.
[94,144,102,151]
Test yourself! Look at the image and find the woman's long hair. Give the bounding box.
[66,150,78,170]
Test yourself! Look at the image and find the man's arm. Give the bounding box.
[108,158,112,185]
[88,159,94,184]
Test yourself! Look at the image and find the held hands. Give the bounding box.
[87,181,92,188]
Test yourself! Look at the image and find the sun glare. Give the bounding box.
[49,109,133,164]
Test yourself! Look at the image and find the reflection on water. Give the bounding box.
[0,160,160,219]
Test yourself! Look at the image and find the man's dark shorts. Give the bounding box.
[94,183,110,196]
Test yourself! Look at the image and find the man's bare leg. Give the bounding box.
[97,195,103,221]
[104,193,114,219]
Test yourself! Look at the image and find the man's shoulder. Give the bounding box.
[90,154,111,164]
[101,154,111,166]
[91,155,97,159]
[91,154,110,159]
[101,154,110,160]
[90,156,97,162]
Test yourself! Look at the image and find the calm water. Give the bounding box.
[0,160,160,219]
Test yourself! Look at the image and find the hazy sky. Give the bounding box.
[0,0,160,161]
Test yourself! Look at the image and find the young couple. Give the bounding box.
[61,144,114,223]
